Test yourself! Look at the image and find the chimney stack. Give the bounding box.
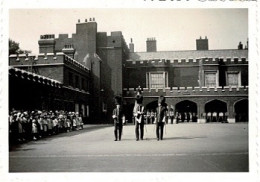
[196,36,209,50]
[146,37,157,52]
[129,38,134,53]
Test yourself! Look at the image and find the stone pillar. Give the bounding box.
[227,101,235,123]
[197,101,206,123]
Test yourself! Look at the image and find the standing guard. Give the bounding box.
[112,96,125,141]
[169,105,175,124]
[155,95,167,141]
[133,90,145,141]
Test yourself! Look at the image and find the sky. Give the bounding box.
[9,9,248,54]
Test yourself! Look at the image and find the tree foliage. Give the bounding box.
[9,39,31,55]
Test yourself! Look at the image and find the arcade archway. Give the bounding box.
[234,99,248,122]
[175,100,197,123]
[205,99,227,122]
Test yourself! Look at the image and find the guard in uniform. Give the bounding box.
[169,105,175,124]
[155,95,167,141]
[112,96,125,141]
[133,91,145,141]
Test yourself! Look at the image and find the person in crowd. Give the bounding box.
[71,113,77,131]
[155,96,167,141]
[133,91,145,141]
[38,112,44,138]
[78,113,84,130]
[64,114,72,132]
[21,111,30,141]
[9,109,85,144]
[47,113,53,136]
[112,96,125,141]
[52,114,58,134]
[32,114,38,140]
[75,112,80,130]
[58,113,65,132]
[16,111,25,142]
[42,114,48,137]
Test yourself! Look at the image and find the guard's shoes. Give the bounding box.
[136,138,139,141]
[157,138,159,141]
[114,139,117,141]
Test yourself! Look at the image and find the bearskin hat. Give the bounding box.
[135,92,143,104]
[114,95,122,105]
[158,95,165,104]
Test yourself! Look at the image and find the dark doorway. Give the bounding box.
[234,99,248,122]
[175,100,197,123]
[146,100,159,111]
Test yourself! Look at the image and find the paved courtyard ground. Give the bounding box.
[9,123,248,172]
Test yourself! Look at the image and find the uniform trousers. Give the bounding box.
[156,122,165,140]
[114,122,123,140]
[135,122,144,140]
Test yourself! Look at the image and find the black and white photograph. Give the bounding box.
[1,1,260,182]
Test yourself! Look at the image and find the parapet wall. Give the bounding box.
[9,52,89,73]
[126,57,248,67]
[123,86,248,98]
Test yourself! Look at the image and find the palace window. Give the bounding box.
[226,71,241,86]
[146,72,168,89]
[204,70,218,87]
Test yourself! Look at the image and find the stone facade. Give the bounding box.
[123,38,248,124]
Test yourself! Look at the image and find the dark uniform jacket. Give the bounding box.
[155,105,167,123]
[113,106,124,124]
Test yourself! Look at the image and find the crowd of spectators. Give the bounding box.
[9,109,84,144]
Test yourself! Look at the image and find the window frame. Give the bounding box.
[146,71,168,89]
[226,71,241,87]
[204,70,219,87]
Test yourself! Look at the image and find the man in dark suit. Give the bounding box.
[133,91,145,141]
[112,96,125,141]
[155,95,167,141]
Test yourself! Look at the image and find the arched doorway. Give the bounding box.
[205,99,227,122]
[234,99,248,122]
[175,100,197,123]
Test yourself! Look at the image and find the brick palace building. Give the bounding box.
[9,19,248,124]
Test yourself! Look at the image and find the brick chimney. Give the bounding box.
[146,37,157,52]
[196,36,209,50]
